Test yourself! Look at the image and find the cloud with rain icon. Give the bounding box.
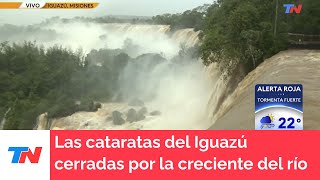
[260,114,275,128]
[260,116,271,123]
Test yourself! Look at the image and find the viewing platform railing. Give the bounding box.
[287,33,320,49]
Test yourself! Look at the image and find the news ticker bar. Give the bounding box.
[0,130,319,180]
[0,2,99,9]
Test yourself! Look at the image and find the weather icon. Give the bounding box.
[260,114,275,129]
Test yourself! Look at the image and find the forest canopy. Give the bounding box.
[200,0,320,75]
[152,0,319,75]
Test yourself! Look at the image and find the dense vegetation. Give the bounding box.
[151,5,209,31]
[0,41,194,130]
[153,0,319,75]
[286,0,320,34]
[200,0,320,75]
[0,42,132,129]
[146,0,319,100]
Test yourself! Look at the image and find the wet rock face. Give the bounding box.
[110,107,148,125]
[112,111,125,125]
[128,98,145,107]
[89,102,102,112]
[95,103,102,110]
[150,110,161,116]
[36,112,49,130]
[137,114,145,121]
[137,107,147,121]
[127,108,138,122]
[138,107,148,114]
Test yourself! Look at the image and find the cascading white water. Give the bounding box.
[0,107,14,130]
[0,20,229,130]
[171,28,201,47]
[37,22,199,59]
[49,59,217,130]
[4,21,319,131]
[24,22,223,130]
[26,22,320,130]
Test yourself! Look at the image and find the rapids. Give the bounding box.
[209,50,320,130]
[31,22,215,130]
[29,22,320,130]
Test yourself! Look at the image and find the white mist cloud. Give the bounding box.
[1,18,215,130]
[35,22,180,57]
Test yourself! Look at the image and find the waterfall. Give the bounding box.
[3,21,318,130]
[30,22,320,130]
[0,108,11,130]
[37,22,200,58]
[171,28,200,47]
[34,112,49,130]
[15,22,228,130]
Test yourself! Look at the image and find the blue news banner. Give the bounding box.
[255,84,303,130]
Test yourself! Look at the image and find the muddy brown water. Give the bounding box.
[209,50,320,130]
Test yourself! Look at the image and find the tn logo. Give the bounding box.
[8,147,42,163]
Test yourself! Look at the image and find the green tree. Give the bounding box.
[200,0,288,75]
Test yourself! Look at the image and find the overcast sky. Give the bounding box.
[0,0,214,25]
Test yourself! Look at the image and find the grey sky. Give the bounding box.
[0,0,213,25]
